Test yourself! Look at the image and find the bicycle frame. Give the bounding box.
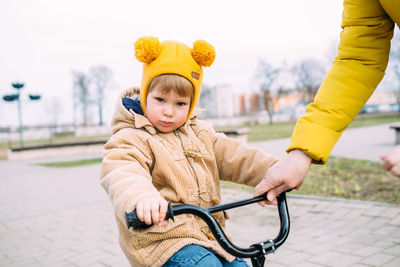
[125,192,290,267]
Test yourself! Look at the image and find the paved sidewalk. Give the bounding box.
[224,189,400,267]
[0,123,399,266]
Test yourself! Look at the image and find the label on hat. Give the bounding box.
[191,72,200,80]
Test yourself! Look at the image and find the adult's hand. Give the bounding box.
[381,145,400,177]
[254,149,312,205]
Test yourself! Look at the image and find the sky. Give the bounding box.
[0,0,346,127]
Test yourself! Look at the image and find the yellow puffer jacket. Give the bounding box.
[288,0,399,163]
[100,87,278,266]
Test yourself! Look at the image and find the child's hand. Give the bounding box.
[135,195,169,226]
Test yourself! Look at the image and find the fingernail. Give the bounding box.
[268,194,275,202]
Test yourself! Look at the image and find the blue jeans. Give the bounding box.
[162,244,249,267]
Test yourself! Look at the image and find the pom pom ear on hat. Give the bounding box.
[191,40,216,67]
[135,37,215,67]
[134,37,161,64]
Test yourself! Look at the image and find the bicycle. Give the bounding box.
[125,192,290,267]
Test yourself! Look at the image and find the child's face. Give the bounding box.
[146,85,191,133]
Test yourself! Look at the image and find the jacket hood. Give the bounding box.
[111,87,203,135]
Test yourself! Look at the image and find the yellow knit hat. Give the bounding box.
[134,36,216,120]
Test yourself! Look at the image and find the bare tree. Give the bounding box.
[90,65,113,125]
[292,58,325,104]
[325,39,340,67]
[389,32,400,112]
[255,58,280,124]
[71,72,79,127]
[72,71,91,126]
[198,84,216,118]
[47,97,63,126]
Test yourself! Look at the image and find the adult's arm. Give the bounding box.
[288,0,395,163]
[254,0,395,204]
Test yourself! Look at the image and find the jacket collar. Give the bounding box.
[132,111,157,134]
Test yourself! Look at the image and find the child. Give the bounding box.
[100,37,279,267]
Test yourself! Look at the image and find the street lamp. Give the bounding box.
[2,82,41,147]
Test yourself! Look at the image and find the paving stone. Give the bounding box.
[303,243,333,255]
[382,257,400,267]
[373,225,400,236]
[327,254,363,267]
[360,253,396,266]
[363,206,388,217]
[312,233,339,244]
[1,157,400,267]
[272,251,315,265]
[333,241,365,254]
[349,215,374,228]
[308,251,344,265]
[388,215,400,225]
[380,207,400,218]
[384,244,400,256]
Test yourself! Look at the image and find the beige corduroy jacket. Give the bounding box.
[100,87,278,267]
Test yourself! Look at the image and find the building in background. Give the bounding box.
[249,93,260,113]
[198,83,238,118]
[361,90,399,113]
[190,80,399,124]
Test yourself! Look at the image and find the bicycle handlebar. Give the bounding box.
[125,192,290,266]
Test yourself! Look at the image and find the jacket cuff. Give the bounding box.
[287,119,341,164]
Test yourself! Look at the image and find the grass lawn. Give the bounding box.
[216,113,400,142]
[221,156,400,204]
[38,158,103,168]
[299,157,400,204]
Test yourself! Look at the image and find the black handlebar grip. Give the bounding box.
[125,201,174,230]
